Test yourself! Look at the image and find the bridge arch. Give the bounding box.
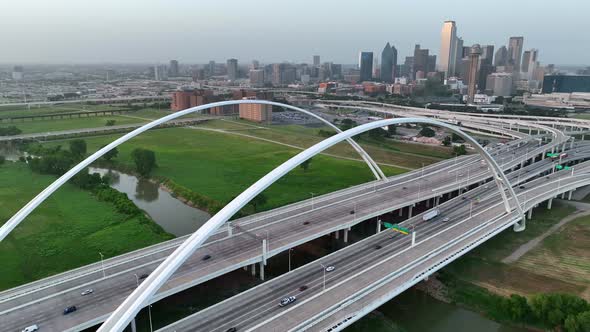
[97,116,524,332]
[0,100,387,243]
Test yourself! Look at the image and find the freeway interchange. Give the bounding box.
[2,103,590,332]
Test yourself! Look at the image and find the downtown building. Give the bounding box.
[359,52,373,82]
[380,42,398,83]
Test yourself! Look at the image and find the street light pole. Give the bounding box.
[470,200,473,219]
[310,192,316,210]
[133,273,139,287]
[148,304,153,332]
[99,252,105,278]
[288,248,293,272]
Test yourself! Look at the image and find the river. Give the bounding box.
[89,167,211,236]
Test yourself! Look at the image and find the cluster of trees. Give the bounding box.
[0,126,22,136]
[318,129,336,138]
[162,179,224,215]
[453,144,467,156]
[419,126,436,137]
[131,148,157,177]
[105,119,116,126]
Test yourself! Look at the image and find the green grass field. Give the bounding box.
[0,103,126,117]
[44,127,408,210]
[0,162,173,290]
[3,115,146,134]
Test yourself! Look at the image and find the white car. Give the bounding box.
[81,289,94,296]
[325,266,335,272]
[442,217,450,222]
[279,296,296,307]
[22,325,39,332]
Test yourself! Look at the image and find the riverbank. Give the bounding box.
[0,161,173,290]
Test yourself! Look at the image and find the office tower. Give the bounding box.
[391,46,398,78]
[330,63,342,79]
[453,37,464,77]
[192,68,205,81]
[480,45,495,66]
[522,49,538,79]
[542,75,590,93]
[508,37,524,72]
[313,55,320,66]
[227,58,238,80]
[249,69,265,87]
[208,61,216,76]
[402,56,414,78]
[521,51,531,73]
[359,52,373,81]
[487,73,514,96]
[153,65,167,81]
[439,20,458,78]
[12,66,24,80]
[271,63,295,85]
[413,45,429,79]
[494,46,508,66]
[467,45,482,103]
[169,60,179,77]
[381,42,395,83]
[373,56,380,79]
[251,60,260,70]
[428,55,437,73]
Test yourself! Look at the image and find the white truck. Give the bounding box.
[422,209,440,221]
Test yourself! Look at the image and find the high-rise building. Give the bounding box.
[249,69,265,87]
[480,45,495,66]
[208,61,216,76]
[227,58,238,80]
[413,45,429,79]
[373,56,380,80]
[467,45,482,103]
[313,55,320,67]
[494,46,509,67]
[522,49,539,79]
[428,55,437,73]
[12,65,24,80]
[251,60,260,70]
[508,37,524,72]
[439,20,458,78]
[153,65,167,81]
[453,37,464,77]
[359,52,373,82]
[542,75,590,93]
[381,43,395,83]
[169,60,179,77]
[330,63,342,80]
[271,63,296,85]
[486,73,514,96]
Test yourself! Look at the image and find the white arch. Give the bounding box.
[97,117,523,332]
[0,100,386,243]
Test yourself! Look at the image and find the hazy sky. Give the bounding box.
[1,0,588,65]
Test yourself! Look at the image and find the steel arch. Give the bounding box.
[0,100,386,243]
[97,117,523,332]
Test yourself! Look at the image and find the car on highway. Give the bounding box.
[139,273,149,279]
[21,325,38,332]
[375,244,382,249]
[442,217,450,223]
[202,254,212,261]
[226,328,237,332]
[63,305,77,315]
[80,289,93,296]
[349,210,355,214]
[519,185,526,189]
[279,296,296,307]
[303,221,310,225]
[325,266,335,272]
[299,285,308,291]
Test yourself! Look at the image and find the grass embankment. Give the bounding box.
[0,162,173,290]
[0,103,123,117]
[5,116,146,134]
[444,202,587,296]
[45,127,407,212]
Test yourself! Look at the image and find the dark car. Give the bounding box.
[139,273,149,279]
[63,306,77,315]
[519,185,526,189]
[349,210,355,215]
[299,285,308,291]
[226,328,237,332]
[375,245,382,250]
[303,221,310,225]
[202,254,212,261]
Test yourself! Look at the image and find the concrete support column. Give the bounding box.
[568,190,573,201]
[561,192,566,199]
[570,138,575,149]
[243,266,248,271]
[527,209,533,220]
[435,196,440,206]
[262,239,267,265]
[547,198,553,210]
[376,220,382,233]
[259,262,265,281]
[542,150,546,160]
[582,134,585,140]
[131,318,137,332]
[335,230,339,240]
[343,228,349,244]
[399,208,403,217]
[411,231,416,247]
[426,198,430,208]
[408,205,414,218]
[528,127,532,134]
[251,264,256,277]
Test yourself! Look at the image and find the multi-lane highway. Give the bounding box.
[3,104,590,332]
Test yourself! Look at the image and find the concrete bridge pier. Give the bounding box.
[408,205,414,218]
[251,264,256,277]
[131,318,137,332]
[527,208,533,220]
[568,190,573,200]
[561,192,566,199]
[334,230,339,240]
[376,220,381,233]
[259,262,265,281]
[547,198,553,210]
[426,198,430,208]
[343,228,349,244]
[398,208,403,217]
[435,196,440,206]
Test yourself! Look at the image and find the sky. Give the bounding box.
[0,0,588,66]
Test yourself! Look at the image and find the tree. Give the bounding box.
[419,126,436,137]
[69,139,87,158]
[101,145,119,161]
[451,133,464,142]
[453,144,467,156]
[301,158,312,172]
[131,148,157,177]
[250,193,267,212]
[387,124,396,137]
[339,118,358,131]
[0,155,5,165]
[442,136,452,146]
[105,119,116,126]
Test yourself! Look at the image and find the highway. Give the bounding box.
[158,156,590,332]
[2,106,589,331]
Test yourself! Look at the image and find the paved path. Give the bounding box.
[502,201,590,264]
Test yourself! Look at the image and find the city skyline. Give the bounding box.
[0,0,589,65]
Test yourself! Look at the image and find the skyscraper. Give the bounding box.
[169,60,179,77]
[439,20,458,78]
[508,37,524,72]
[413,45,429,79]
[480,45,495,66]
[359,52,373,82]
[467,45,482,103]
[494,46,508,67]
[313,55,320,67]
[208,61,216,76]
[453,37,464,77]
[227,58,238,80]
[381,43,395,83]
[522,49,539,79]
